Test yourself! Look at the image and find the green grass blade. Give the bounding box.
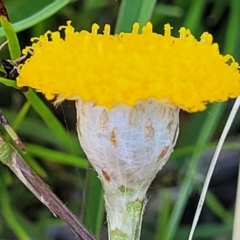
[0,16,21,59]
[0,0,71,36]
[203,190,233,225]
[82,170,104,237]
[11,101,30,130]
[1,108,82,154]
[183,0,208,33]
[0,171,48,240]
[137,0,156,27]
[153,3,183,18]
[224,0,240,54]
[26,144,88,168]
[115,0,156,33]
[164,103,226,240]
[24,154,47,178]
[154,189,172,240]
[188,98,240,240]
[23,89,76,153]
[176,223,231,238]
[0,78,16,87]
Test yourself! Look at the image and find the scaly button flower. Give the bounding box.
[17,22,240,240]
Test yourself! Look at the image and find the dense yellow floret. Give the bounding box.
[17,21,240,112]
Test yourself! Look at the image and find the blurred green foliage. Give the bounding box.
[0,0,239,239]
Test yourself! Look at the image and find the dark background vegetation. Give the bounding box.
[0,0,239,239]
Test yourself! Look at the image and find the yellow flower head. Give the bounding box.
[17,21,240,112]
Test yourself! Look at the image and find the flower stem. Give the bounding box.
[104,186,146,240]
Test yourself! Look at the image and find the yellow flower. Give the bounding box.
[17,22,240,112]
[16,22,240,240]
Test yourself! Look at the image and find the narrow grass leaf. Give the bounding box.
[224,0,240,54]
[0,171,49,240]
[165,103,226,240]
[0,16,21,59]
[203,190,233,225]
[24,89,77,153]
[183,0,208,33]
[0,0,71,36]
[115,0,156,33]
[26,143,88,168]
[154,189,172,240]
[82,170,104,237]
[0,78,16,87]
[11,101,30,130]
[177,223,231,238]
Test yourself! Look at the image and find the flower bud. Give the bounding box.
[76,99,179,239]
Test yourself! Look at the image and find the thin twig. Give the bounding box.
[0,135,98,240]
